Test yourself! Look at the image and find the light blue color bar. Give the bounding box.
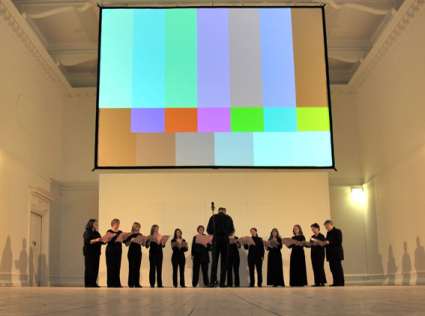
[99,9,134,108]
[132,10,165,108]
[253,132,332,166]
[214,133,253,166]
[259,9,296,107]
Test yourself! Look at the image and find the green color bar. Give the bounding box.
[165,9,197,107]
[231,108,264,132]
[296,107,330,131]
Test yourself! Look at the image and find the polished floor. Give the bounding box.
[0,286,424,316]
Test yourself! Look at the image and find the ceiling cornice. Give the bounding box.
[0,0,71,92]
[348,0,425,91]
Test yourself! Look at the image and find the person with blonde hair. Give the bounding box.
[105,218,122,287]
[125,222,143,288]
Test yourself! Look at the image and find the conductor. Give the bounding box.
[207,205,235,287]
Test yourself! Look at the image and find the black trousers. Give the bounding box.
[192,258,209,287]
[329,260,344,286]
[128,252,142,287]
[84,254,100,287]
[311,255,327,285]
[227,256,240,287]
[248,260,263,287]
[172,256,186,287]
[210,236,229,286]
[149,253,163,287]
[106,249,122,287]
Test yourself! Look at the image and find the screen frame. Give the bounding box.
[94,5,336,170]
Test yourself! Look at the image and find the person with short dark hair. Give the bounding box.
[324,220,345,286]
[124,222,143,288]
[105,218,123,287]
[245,227,264,287]
[83,219,103,287]
[266,228,285,287]
[207,207,235,287]
[171,228,188,288]
[309,223,327,286]
[191,225,210,287]
[289,224,307,287]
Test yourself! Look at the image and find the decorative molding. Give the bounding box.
[349,0,425,90]
[0,0,71,92]
[317,0,392,16]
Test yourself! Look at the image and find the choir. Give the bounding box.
[83,209,345,288]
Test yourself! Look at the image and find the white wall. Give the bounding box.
[99,172,331,287]
[346,5,425,284]
[0,14,65,286]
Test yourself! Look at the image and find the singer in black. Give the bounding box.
[146,224,165,288]
[266,228,285,287]
[324,220,345,286]
[244,228,264,287]
[289,224,307,287]
[227,233,240,287]
[124,222,143,288]
[105,218,123,288]
[309,223,327,286]
[83,219,102,287]
[171,228,188,288]
[207,206,235,287]
[191,225,210,287]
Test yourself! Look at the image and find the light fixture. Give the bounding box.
[351,186,366,204]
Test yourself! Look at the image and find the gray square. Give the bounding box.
[175,133,214,166]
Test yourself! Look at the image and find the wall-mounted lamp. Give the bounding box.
[351,186,366,204]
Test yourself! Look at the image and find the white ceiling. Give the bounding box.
[12,0,405,87]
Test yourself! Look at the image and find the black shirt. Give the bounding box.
[326,228,344,261]
[83,230,102,256]
[207,212,235,237]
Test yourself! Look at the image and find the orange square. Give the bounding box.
[165,108,197,132]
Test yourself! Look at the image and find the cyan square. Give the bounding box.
[264,107,296,132]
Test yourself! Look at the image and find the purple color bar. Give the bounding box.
[131,108,164,133]
[197,9,230,107]
[198,108,230,132]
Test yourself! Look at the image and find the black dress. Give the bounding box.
[147,240,164,287]
[125,233,142,288]
[310,233,327,286]
[266,237,285,287]
[227,237,240,287]
[245,236,265,287]
[83,229,102,287]
[105,229,122,288]
[171,239,188,287]
[191,235,210,287]
[289,235,307,287]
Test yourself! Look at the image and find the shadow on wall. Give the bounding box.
[401,241,412,286]
[414,236,425,285]
[15,239,28,286]
[386,245,397,285]
[0,236,13,286]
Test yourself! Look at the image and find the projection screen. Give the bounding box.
[95,6,334,168]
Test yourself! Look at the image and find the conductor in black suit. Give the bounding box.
[324,220,345,286]
[207,206,235,287]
